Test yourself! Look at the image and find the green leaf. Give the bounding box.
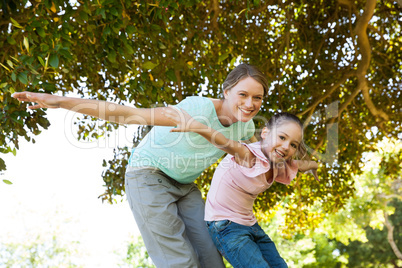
[99,8,106,19]
[0,62,11,71]
[24,37,30,53]
[79,11,88,21]
[2,179,12,185]
[40,43,50,51]
[38,56,45,67]
[103,26,111,36]
[108,50,117,63]
[7,36,17,45]
[17,72,28,85]
[124,43,134,55]
[58,48,73,60]
[126,25,136,35]
[49,54,59,68]
[11,72,17,82]
[110,7,119,16]
[10,17,23,28]
[7,60,14,68]
[142,61,158,70]
[36,27,46,37]
[0,158,5,171]
[218,53,229,63]
[166,69,177,82]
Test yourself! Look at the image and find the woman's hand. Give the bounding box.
[12,92,61,109]
[162,105,204,133]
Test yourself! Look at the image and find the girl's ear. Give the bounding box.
[261,127,269,140]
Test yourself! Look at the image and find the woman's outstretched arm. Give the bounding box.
[163,106,255,167]
[12,91,177,126]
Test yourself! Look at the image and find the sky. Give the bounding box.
[0,108,141,267]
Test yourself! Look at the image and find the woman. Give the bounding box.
[12,64,268,267]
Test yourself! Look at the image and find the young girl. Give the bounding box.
[12,64,268,268]
[164,109,319,268]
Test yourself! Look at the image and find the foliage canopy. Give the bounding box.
[1,0,401,232]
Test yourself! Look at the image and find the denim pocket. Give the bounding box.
[214,220,231,232]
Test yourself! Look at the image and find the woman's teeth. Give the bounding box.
[239,108,252,114]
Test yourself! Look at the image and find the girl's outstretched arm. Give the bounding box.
[12,91,178,126]
[294,160,319,181]
[163,106,255,167]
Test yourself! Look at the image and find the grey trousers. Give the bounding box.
[125,168,225,268]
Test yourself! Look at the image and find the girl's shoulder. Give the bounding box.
[243,142,268,162]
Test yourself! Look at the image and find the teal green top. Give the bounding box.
[128,96,255,184]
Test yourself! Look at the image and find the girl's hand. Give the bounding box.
[162,105,203,133]
[304,168,319,182]
[297,160,320,182]
[12,92,61,109]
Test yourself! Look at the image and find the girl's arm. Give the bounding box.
[294,160,319,181]
[12,91,177,126]
[163,106,255,167]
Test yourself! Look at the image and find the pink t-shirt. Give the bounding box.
[204,142,298,226]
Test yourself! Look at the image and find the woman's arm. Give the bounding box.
[163,106,255,167]
[12,91,177,126]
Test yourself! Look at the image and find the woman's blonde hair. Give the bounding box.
[222,64,269,97]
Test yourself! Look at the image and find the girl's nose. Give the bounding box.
[282,142,290,151]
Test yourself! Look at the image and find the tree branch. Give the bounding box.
[384,211,402,260]
[354,0,389,122]
[297,72,353,118]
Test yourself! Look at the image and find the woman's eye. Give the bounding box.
[254,96,262,100]
[291,144,297,149]
[279,136,285,140]
[239,93,246,97]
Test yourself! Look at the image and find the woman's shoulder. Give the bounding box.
[176,96,217,116]
[180,95,215,106]
[208,98,222,111]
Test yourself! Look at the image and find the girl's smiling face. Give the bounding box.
[260,121,303,163]
[221,77,264,125]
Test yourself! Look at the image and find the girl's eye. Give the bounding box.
[279,136,285,140]
[291,144,297,149]
[239,93,246,97]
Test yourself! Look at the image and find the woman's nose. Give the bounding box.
[245,97,253,107]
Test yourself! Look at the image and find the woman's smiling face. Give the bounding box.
[222,77,264,125]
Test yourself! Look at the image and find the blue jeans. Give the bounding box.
[207,220,288,268]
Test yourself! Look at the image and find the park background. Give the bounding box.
[0,0,401,267]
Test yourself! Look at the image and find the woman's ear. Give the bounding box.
[223,89,229,99]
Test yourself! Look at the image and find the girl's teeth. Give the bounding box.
[275,150,284,157]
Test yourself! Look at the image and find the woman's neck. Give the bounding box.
[211,98,237,127]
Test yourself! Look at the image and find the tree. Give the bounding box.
[1,0,401,231]
[0,234,81,267]
[119,236,155,268]
[255,139,401,268]
[294,138,402,267]
[337,199,402,268]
